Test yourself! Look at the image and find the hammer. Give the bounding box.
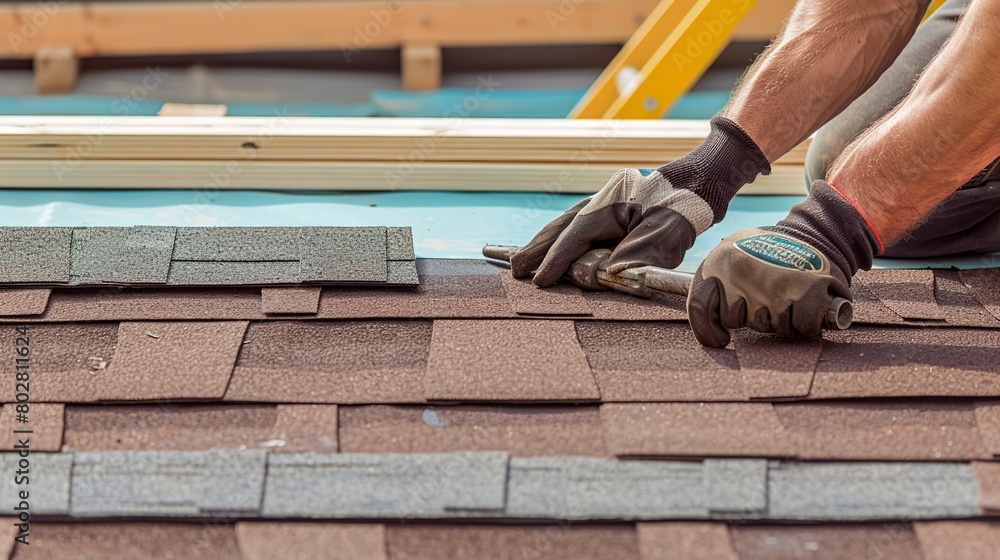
[483,245,853,331]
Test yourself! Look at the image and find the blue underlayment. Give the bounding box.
[0,90,730,119]
[0,189,995,271]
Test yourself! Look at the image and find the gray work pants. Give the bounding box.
[804,0,1000,258]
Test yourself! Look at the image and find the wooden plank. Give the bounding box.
[0,159,806,194]
[0,0,792,60]
[158,103,229,117]
[401,44,442,91]
[34,46,78,94]
[0,116,810,165]
[0,0,659,58]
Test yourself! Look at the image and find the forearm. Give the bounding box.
[723,0,929,162]
[828,0,1000,246]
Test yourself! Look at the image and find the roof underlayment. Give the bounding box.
[2,225,1000,558]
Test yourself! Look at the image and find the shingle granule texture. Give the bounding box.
[636,522,738,560]
[424,320,600,402]
[226,320,432,403]
[387,524,640,560]
[339,404,607,456]
[0,227,73,283]
[577,322,742,401]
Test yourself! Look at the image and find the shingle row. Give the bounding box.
[4,318,1000,404]
[0,226,418,286]
[0,451,987,521]
[14,520,1000,560]
[17,400,1000,462]
[2,260,999,327]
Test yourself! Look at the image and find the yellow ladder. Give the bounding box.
[569,0,757,119]
[571,0,950,120]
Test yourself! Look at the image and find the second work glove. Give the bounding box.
[511,117,771,286]
[687,180,882,348]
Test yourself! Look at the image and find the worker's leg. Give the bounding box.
[804,0,1000,258]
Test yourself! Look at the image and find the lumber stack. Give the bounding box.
[0,0,794,92]
[0,117,808,194]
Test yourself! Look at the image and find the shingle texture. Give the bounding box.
[0,226,417,286]
[0,255,998,556]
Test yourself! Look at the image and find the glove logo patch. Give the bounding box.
[734,234,824,272]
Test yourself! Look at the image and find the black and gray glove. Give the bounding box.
[511,117,771,286]
[687,180,882,347]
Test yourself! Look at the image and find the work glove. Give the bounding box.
[687,180,882,348]
[510,117,771,286]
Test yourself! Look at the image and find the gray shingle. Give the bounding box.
[299,227,387,283]
[262,452,508,518]
[387,227,416,261]
[165,261,302,285]
[506,457,707,520]
[172,227,300,261]
[704,459,768,515]
[767,461,980,520]
[387,260,420,285]
[201,449,269,513]
[71,450,267,517]
[0,227,73,283]
[70,226,176,284]
[0,452,72,514]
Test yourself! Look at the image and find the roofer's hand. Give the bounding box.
[687,180,881,348]
[510,117,771,287]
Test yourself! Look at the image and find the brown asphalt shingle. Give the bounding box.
[339,404,607,456]
[1,323,119,402]
[13,523,243,560]
[0,403,64,451]
[577,322,743,402]
[498,269,592,315]
[387,525,641,560]
[731,524,923,560]
[0,288,51,316]
[808,327,1000,399]
[972,461,1000,512]
[914,521,1000,560]
[63,404,338,453]
[732,331,819,399]
[856,268,945,321]
[226,320,432,403]
[959,268,1000,322]
[260,287,322,314]
[235,522,388,560]
[934,270,1000,327]
[97,321,248,401]
[636,522,738,560]
[424,320,600,402]
[603,400,989,460]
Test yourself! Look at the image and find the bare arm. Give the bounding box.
[723,0,930,162]
[827,0,1000,245]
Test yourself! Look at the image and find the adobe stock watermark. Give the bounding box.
[51,66,171,183]
[7,0,71,54]
[384,75,501,190]
[177,107,293,223]
[341,1,407,63]
[510,120,625,233]
[214,0,243,20]
[545,0,587,30]
[672,0,752,72]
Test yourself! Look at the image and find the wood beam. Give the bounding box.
[0,116,808,194]
[401,44,442,91]
[34,46,79,94]
[0,0,792,60]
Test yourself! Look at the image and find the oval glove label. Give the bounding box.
[734,234,824,272]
